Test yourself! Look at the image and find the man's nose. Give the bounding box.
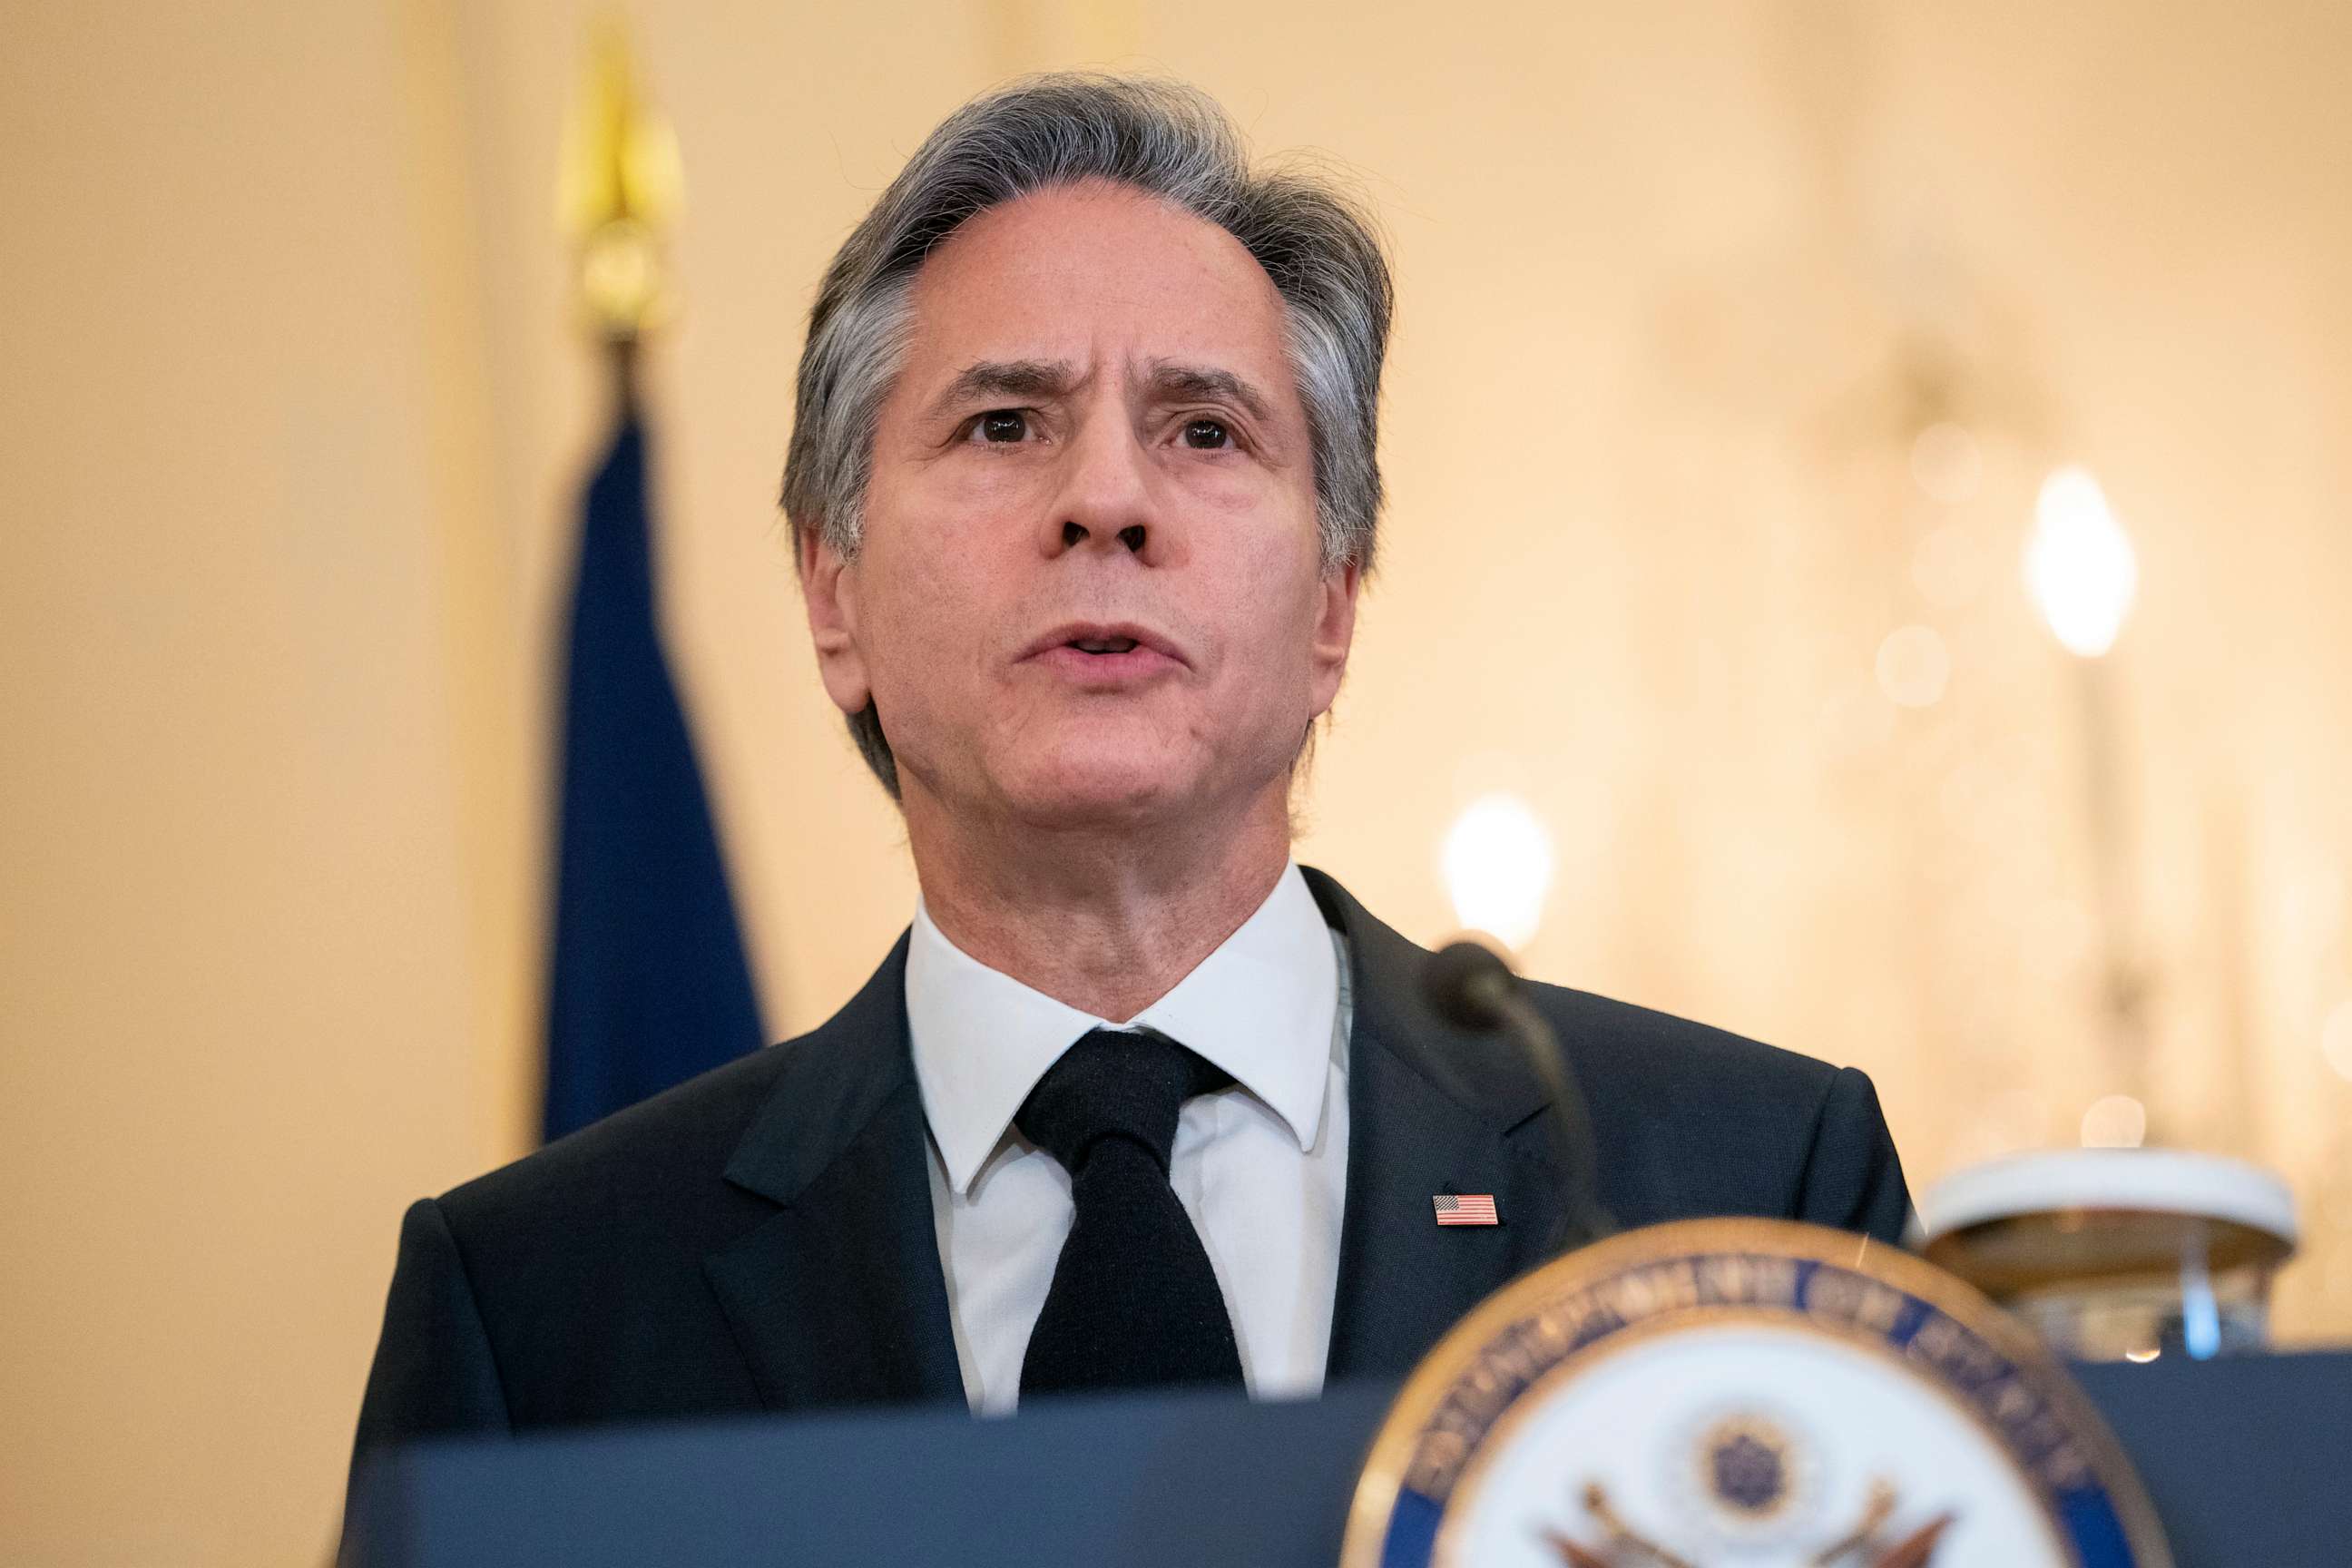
[1041,414,1168,564]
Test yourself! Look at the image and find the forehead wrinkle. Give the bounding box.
[922,358,1086,420]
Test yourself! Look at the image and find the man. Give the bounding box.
[351,73,1905,1465]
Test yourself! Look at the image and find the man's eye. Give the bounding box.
[1181,418,1231,450]
[975,409,1028,444]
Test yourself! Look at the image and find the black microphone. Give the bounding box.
[1425,939,1616,1253]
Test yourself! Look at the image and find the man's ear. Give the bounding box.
[1308,556,1362,719]
[796,523,873,718]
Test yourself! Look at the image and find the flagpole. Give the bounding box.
[542,24,763,1142]
[606,333,642,424]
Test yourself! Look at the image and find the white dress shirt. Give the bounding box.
[906,861,1351,1415]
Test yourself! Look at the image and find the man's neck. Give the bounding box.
[902,789,1294,1024]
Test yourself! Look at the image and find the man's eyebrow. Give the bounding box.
[925,358,1080,418]
[1143,361,1272,421]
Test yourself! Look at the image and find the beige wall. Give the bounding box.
[3,2,2347,1563]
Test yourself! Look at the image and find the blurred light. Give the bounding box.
[1442,792,1554,952]
[1875,624,1951,709]
[2181,1246,2223,1360]
[2081,1093,2148,1149]
[1909,421,1984,505]
[2025,466,2138,657]
[2322,998,2352,1083]
[2123,1348,2161,1364]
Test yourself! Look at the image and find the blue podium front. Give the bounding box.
[347,1350,2350,1568]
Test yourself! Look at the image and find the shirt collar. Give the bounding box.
[906,861,1340,1196]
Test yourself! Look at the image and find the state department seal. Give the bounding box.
[1341,1218,2171,1568]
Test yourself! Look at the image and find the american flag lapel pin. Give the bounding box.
[1432,1192,1498,1227]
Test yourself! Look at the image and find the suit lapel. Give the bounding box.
[703,934,965,1413]
[1305,868,1565,1380]
[699,873,1559,1403]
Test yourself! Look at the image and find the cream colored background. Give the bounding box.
[4,2,2347,1563]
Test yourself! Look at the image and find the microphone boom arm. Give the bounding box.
[1431,944,1618,1255]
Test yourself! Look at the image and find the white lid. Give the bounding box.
[1918,1148,2298,1247]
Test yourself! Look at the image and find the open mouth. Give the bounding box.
[1024,622,1180,678]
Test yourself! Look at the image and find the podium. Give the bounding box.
[347,1349,2351,1568]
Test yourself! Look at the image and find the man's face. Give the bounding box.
[801,181,1358,833]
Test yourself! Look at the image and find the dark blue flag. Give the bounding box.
[544,408,765,1141]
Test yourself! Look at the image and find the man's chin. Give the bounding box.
[995,750,1193,830]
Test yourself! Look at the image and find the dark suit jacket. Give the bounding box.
[350,868,1906,1468]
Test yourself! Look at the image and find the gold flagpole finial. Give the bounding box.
[560,18,683,341]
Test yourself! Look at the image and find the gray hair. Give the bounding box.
[779,73,1393,797]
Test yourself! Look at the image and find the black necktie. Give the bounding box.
[1015,1027,1245,1396]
